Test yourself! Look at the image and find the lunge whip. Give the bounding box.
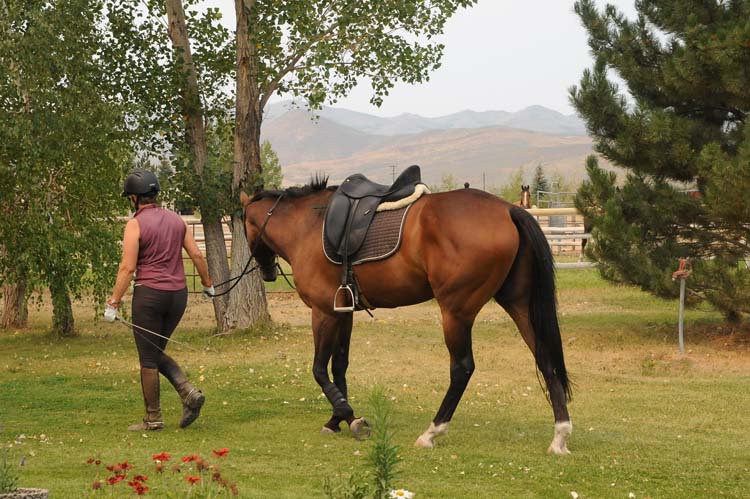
[114,316,200,352]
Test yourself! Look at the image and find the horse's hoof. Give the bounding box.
[349,417,371,440]
[414,436,434,449]
[547,444,571,455]
[547,421,573,455]
[320,426,338,435]
[414,421,447,449]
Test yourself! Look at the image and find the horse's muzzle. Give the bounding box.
[261,267,278,282]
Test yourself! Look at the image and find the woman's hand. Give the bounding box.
[104,300,119,322]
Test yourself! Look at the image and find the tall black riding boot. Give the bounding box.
[128,367,164,431]
[158,354,205,428]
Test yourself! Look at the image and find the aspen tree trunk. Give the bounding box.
[50,278,74,336]
[165,0,230,329]
[1,280,28,329]
[223,0,270,331]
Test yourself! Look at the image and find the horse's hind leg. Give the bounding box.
[311,308,369,440]
[415,309,476,449]
[499,299,572,454]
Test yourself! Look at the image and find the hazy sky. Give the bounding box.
[207,0,637,117]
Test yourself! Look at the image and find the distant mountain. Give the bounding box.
[259,108,380,164]
[265,101,587,136]
[261,108,597,188]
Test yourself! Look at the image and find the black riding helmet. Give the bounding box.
[122,168,160,197]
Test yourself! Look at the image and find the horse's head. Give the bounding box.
[520,185,531,209]
[240,191,279,282]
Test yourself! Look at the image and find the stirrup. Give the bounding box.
[333,285,355,312]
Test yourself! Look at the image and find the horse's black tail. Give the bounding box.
[508,206,571,401]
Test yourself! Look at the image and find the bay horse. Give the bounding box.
[515,185,531,209]
[239,178,573,454]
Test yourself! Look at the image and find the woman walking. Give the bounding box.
[105,168,214,431]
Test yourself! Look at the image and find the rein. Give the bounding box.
[276,262,296,290]
[212,194,285,297]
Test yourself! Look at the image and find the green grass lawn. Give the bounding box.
[1,269,749,498]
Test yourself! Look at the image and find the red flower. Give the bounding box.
[86,458,95,464]
[134,484,149,495]
[212,472,222,482]
[133,474,148,482]
[106,475,125,485]
[152,452,171,462]
[154,463,164,473]
[95,459,101,465]
[230,482,239,496]
[181,454,199,463]
[127,480,150,495]
[91,481,102,490]
[212,447,229,457]
[106,463,122,473]
[186,475,200,485]
[196,459,208,472]
[119,461,133,472]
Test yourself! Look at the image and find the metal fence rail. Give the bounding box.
[183,218,233,293]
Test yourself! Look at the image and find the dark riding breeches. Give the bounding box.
[131,285,187,368]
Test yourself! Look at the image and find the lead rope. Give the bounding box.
[212,194,285,298]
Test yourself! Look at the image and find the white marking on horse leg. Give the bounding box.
[547,421,573,455]
[414,422,449,449]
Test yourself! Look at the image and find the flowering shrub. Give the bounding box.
[87,448,238,497]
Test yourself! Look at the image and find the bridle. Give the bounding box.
[212,193,285,297]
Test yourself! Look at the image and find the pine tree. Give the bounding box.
[571,0,750,320]
[531,163,550,202]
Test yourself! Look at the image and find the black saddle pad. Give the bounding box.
[323,205,410,265]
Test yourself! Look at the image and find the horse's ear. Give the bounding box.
[240,191,250,207]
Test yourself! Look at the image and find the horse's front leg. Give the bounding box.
[322,312,352,433]
[312,308,369,439]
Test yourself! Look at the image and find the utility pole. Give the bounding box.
[390,165,396,182]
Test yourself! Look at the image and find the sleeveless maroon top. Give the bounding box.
[134,205,187,291]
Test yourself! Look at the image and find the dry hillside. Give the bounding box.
[261,110,597,187]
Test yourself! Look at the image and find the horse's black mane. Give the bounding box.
[250,174,336,202]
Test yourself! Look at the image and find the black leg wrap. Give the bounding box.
[324,416,343,432]
[333,377,348,400]
[323,384,353,420]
